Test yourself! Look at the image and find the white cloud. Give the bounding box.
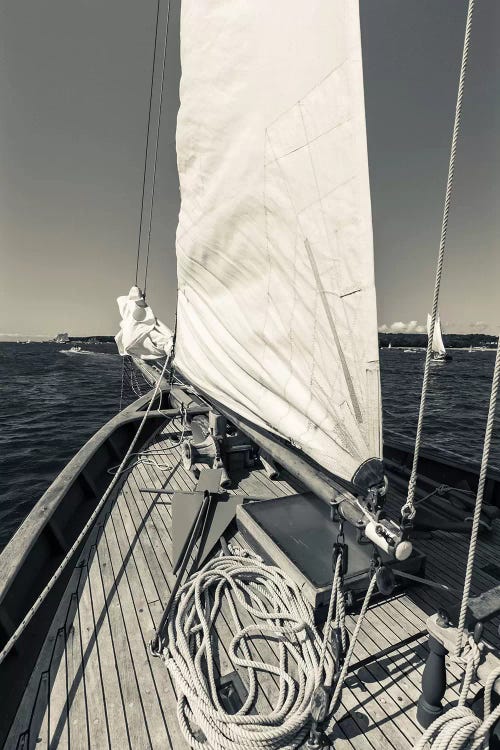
[390,321,407,332]
[381,320,427,334]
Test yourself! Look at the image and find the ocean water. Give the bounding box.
[0,342,135,550]
[0,343,498,550]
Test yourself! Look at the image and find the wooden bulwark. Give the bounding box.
[5,418,500,750]
[0,391,171,747]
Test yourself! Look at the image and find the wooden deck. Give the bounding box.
[7,419,500,750]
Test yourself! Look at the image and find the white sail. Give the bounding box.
[174,0,381,482]
[116,287,173,360]
[427,313,447,356]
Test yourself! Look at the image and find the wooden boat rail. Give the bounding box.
[0,390,172,745]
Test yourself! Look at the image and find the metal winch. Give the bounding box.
[181,409,257,487]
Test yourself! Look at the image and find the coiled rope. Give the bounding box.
[164,549,376,749]
[414,663,500,750]
[401,0,475,522]
[164,553,333,749]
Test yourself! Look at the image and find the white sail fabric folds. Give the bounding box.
[115,287,173,360]
[174,1,381,481]
[427,313,446,356]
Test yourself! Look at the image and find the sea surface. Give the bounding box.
[0,343,498,550]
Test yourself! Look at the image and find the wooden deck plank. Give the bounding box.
[101,505,166,749]
[77,561,111,750]
[107,489,185,750]
[10,422,500,750]
[84,536,128,750]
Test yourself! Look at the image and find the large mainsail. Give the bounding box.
[174,0,381,482]
[427,313,447,356]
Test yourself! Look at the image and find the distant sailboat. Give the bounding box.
[427,312,452,362]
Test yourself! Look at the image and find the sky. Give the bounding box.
[0,0,498,339]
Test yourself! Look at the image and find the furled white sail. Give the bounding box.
[427,313,447,356]
[174,0,381,482]
[115,287,173,360]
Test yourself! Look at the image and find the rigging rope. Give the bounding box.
[414,338,500,749]
[143,0,172,294]
[0,359,169,667]
[119,356,126,411]
[414,660,500,750]
[454,338,500,657]
[135,0,162,287]
[401,0,475,522]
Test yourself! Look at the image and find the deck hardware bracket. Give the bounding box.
[375,565,396,596]
[216,671,250,714]
[417,612,500,729]
[436,608,450,628]
[307,684,330,749]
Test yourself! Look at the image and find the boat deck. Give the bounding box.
[7,420,500,750]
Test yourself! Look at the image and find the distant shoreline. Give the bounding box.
[379,332,498,349]
[1,333,498,349]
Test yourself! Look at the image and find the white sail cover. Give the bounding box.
[115,287,173,360]
[174,1,381,481]
[427,313,446,356]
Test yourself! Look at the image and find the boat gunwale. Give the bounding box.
[0,390,167,612]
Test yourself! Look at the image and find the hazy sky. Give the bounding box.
[0,0,498,338]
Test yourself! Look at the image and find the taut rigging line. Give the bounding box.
[134,0,172,294]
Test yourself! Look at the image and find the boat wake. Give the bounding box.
[59,348,114,357]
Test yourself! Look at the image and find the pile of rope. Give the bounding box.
[163,552,336,750]
[415,654,500,750]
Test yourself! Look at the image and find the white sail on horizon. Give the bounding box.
[174,0,381,482]
[427,313,447,356]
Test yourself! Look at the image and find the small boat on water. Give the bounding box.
[1,2,499,749]
[59,346,83,354]
[427,313,452,362]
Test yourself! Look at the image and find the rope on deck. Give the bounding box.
[163,550,376,750]
[165,553,332,749]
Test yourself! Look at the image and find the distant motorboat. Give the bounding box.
[60,346,83,354]
[403,348,419,353]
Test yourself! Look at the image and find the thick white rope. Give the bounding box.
[164,548,378,749]
[330,573,377,710]
[414,660,500,750]
[318,553,343,680]
[164,553,335,749]
[0,359,169,667]
[455,338,500,657]
[402,0,475,521]
[414,338,500,750]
